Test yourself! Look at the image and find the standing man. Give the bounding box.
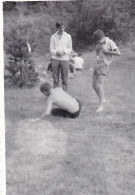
[50,22,72,91]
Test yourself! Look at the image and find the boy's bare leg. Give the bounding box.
[95,74,106,112]
[92,73,98,96]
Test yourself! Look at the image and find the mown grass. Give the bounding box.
[5,48,135,195]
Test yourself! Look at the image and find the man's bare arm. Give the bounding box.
[102,45,120,56]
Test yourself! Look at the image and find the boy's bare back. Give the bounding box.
[49,87,79,113]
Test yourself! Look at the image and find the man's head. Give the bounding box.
[40,82,52,96]
[56,22,65,34]
[93,29,105,44]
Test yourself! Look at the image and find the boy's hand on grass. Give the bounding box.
[89,67,93,71]
[30,118,40,123]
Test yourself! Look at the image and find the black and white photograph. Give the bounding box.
[1,0,135,194]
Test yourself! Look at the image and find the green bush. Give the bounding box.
[5,26,39,88]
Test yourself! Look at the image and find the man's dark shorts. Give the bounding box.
[51,99,82,118]
[93,62,109,76]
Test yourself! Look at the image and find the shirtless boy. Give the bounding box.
[33,82,82,121]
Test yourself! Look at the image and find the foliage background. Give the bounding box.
[3,0,135,56]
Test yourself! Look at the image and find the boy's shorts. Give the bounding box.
[51,99,82,118]
[70,99,82,118]
[93,63,109,76]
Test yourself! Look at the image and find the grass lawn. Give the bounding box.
[5,48,135,195]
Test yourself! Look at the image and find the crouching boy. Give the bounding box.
[33,82,82,121]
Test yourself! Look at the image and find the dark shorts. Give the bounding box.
[51,99,82,118]
[93,62,109,76]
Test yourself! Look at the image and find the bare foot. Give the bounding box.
[30,118,40,123]
[103,99,106,103]
[96,106,104,112]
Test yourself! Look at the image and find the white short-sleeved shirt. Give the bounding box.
[73,57,84,69]
[103,37,118,65]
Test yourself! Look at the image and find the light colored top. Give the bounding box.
[73,56,84,69]
[45,87,79,115]
[97,37,118,65]
[50,31,72,61]
[103,37,118,65]
[27,42,31,53]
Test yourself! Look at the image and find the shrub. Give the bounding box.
[5,26,39,88]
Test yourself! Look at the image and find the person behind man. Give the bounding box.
[73,52,85,70]
[50,22,72,91]
[92,29,120,112]
[32,82,82,121]
[69,58,76,77]
[47,59,53,76]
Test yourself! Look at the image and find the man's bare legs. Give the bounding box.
[92,73,106,112]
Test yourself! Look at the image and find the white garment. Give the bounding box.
[103,37,118,65]
[73,57,84,69]
[50,31,72,61]
[27,42,31,53]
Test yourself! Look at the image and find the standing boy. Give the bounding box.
[92,29,120,112]
[50,22,72,91]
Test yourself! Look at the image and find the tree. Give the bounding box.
[5,26,39,87]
